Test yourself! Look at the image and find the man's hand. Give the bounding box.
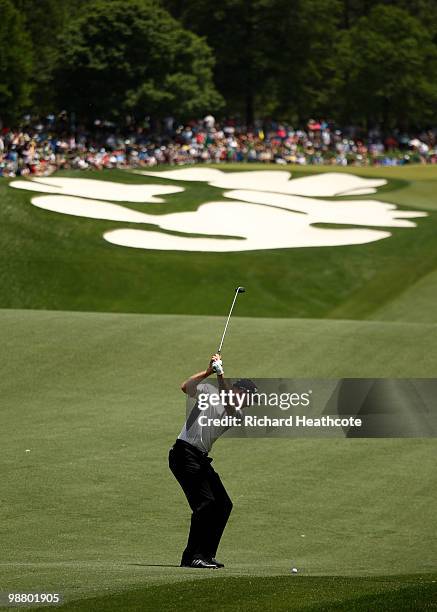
[210,353,224,376]
[181,354,224,396]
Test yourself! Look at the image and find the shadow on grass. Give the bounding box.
[129,563,180,568]
[34,573,437,611]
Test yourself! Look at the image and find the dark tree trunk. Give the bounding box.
[245,87,254,126]
[344,0,350,28]
[244,0,254,125]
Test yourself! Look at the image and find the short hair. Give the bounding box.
[233,379,258,394]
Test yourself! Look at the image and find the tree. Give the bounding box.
[164,0,342,124]
[54,0,223,122]
[340,0,437,36]
[13,0,83,114]
[333,5,437,128]
[261,0,342,122]
[164,0,275,123]
[0,0,33,124]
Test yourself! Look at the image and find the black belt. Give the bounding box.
[173,438,209,458]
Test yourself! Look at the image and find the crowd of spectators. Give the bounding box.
[1,114,437,177]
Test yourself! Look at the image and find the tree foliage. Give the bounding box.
[1,0,437,127]
[164,0,437,125]
[13,0,77,113]
[54,0,223,121]
[333,5,437,127]
[164,0,342,123]
[0,0,33,122]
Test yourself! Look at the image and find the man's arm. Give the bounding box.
[180,354,219,397]
[211,358,236,415]
[216,371,230,394]
[217,372,237,415]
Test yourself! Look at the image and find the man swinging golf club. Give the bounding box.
[168,287,257,569]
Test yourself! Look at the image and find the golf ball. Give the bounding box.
[291,567,298,574]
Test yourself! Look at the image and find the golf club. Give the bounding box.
[217,286,246,354]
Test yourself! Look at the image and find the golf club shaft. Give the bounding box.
[218,289,240,354]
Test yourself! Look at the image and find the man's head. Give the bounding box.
[232,379,258,406]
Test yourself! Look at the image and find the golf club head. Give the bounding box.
[236,286,246,293]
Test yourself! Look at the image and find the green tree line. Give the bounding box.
[1,0,437,128]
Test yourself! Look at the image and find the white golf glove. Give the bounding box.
[212,358,224,375]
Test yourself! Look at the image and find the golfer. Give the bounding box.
[169,353,256,569]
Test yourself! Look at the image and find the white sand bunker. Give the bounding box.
[10,172,426,253]
[31,195,156,223]
[10,177,183,202]
[139,168,387,196]
[103,202,391,251]
[224,190,425,228]
[30,193,426,252]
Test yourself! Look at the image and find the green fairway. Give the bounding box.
[1,309,436,610]
[1,164,437,321]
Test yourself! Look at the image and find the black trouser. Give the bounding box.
[169,439,233,561]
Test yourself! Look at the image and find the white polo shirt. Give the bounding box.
[178,383,228,453]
